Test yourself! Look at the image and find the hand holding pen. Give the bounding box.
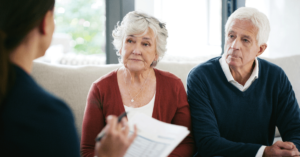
[94,113,137,157]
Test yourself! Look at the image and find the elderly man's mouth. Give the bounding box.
[229,55,241,59]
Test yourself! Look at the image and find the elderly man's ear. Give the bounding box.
[257,44,267,57]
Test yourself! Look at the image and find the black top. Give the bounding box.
[0,65,80,157]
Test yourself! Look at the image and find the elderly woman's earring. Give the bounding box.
[151,60,157,67]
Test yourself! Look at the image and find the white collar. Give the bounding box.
[219,54,259,91]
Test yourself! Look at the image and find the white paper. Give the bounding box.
[125,112,190,157]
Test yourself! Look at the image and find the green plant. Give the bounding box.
[54,0,105,55]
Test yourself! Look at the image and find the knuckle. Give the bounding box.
[106,131,113,137]
[273,150,279,155]
[108,130,117,137]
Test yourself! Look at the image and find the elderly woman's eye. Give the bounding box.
[229,35,234,38]
[143,43,150,46]
[127,39,133,43]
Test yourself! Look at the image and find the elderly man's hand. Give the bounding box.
[94,115,137,157]
[263,141,300,157]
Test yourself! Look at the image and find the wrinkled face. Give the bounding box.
[120,28,157,72]
[224,19,263,69]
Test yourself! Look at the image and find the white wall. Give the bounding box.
[246,0,300,58]
[135,0,222,62]
[268,0,300,58]
[135,0,155,16]
[135,0,300,61]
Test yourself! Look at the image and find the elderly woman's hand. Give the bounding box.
[94,115,137,157]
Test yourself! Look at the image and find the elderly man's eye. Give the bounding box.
[127,39,133,43]
[243,39,249,42]
[230,35,234,38]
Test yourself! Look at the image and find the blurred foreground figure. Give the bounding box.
[0,0,136,156]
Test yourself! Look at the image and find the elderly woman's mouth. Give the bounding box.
[130,59,142,61]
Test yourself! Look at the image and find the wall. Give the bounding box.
[246,0,300,58]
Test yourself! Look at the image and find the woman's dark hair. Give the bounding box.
[0,0,55,105]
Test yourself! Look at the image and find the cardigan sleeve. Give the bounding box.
[187,70,261,157]
[276,70,300,150]
[169,80,195,157]
[81,83,106,157]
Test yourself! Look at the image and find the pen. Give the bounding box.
[95,111,128,142]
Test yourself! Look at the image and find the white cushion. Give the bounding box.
[31,61,121,137]
[31,55,300,138]
[263,56,300,106]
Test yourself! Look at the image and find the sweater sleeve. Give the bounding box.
[187,70,261,157]
[169,80,195,157]
[81,83,106,157]
[276,70,300,149]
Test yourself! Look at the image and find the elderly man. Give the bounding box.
[187,7,300,157]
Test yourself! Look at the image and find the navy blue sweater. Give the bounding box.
[187,57,300,157]
[0,65,80,157]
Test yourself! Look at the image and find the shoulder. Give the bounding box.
[188,56,221,79]
[154,69,186,96]
[4,68,74,120]
[87,70,119,102]
[258,58,286,78]
[1,67,79,156]
[154,68,183,85]
[155,68,181,80]
[93,70,117,86]
[189,57,221,75]
[257,58,292,93]
[258,58,283,71]
[5,77,77,129]
[2,77,78,144]
[91,70,118,93]
[6,77,74,120]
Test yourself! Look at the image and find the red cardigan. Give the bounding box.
[81,68,195,157]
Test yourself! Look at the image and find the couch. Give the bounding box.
[31,55,300,141]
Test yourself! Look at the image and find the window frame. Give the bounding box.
[105,0,135,64]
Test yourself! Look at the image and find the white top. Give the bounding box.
[124,94,155,122]
[219,55,265,157]
[219,54,259,92]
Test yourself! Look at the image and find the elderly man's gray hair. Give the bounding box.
[112,11,168,67]
[225,7,270,46]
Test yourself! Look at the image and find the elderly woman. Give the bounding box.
[81,11,194,157]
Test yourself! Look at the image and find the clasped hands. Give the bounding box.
[264,141,300,157]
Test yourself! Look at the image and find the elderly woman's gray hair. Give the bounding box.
[112,11,168,67]
[225,7,270,46]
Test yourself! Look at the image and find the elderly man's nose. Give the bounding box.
[231,39,240,50]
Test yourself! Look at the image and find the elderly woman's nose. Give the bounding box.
[132,44,142,55]
[231,39,240,50]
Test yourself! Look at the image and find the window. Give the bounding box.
[246,0,300,58]
[38,0,106,65]
[136,0,222,62]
